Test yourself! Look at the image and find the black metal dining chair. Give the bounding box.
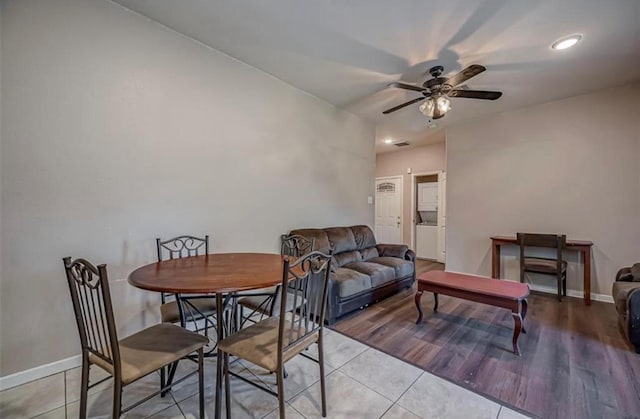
[156,234,217,390]
[218,250,332,419]
[237,234,315,323]
[63,257,207,418]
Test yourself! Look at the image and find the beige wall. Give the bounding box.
[0,0,375,376]
[376,133,446,246]
[446,84,640,296]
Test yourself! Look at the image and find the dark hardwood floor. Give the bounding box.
[332,259,640,419]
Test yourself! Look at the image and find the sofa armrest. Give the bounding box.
[628,287,640,351]
[405,249,416,262]
[616,267,633,282]
[376,244,409,259]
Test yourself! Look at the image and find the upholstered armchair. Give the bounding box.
[612,265,640,354]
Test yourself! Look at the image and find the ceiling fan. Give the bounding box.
[383,64,502,119]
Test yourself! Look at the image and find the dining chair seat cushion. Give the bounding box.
[523,257,568,274]
[161,297,217,324]
[90,323,208,385]
[217,316,318,372]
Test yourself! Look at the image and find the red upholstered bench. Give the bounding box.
[415,271,530,355]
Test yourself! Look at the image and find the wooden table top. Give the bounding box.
[490,235,593,247]
[128,253,293,294]
[418,271,530,300]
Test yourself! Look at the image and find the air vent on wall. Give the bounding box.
[394,141,410,147]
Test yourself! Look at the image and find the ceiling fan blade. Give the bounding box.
[382,97,426,114]
[389,82,425,92]
[448,89,502,100]
[444,65,486,88]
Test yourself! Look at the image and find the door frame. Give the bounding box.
[410,170,442,253]
[374,175,404,244]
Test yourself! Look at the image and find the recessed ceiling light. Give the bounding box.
[384,139,393,144]
[551,35,582,50]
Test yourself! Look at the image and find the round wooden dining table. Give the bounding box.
[128,252,292,419]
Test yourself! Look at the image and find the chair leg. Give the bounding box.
[112,379,123,418]
[198,348,204,419]
[557,276,562,302]
[318,332,327,417]
[160,366,167,397]
[79,355,90,419]
[562,276,567,296]
[224,353,231,419]
[276,364,286,419]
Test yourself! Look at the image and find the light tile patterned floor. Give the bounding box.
[0,329,531,419]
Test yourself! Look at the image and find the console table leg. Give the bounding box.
[521,300,528,334]
[433,293,439,312]
[512,312,523,356]
[414,290,424,324]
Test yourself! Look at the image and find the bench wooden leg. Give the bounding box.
[521,299,528,334]
[512,311,523,356]
[415,290,424,324]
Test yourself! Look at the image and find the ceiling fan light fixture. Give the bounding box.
[419,96,451,118]
[551,34,582,50]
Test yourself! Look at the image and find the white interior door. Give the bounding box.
[375,177,402,244]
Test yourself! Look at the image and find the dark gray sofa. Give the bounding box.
[288,225,415,324]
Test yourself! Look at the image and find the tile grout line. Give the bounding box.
[497,404,502,419]
[334,349,424,407]
[382,371,425,418]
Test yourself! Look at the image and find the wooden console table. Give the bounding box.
[490,236,593,305]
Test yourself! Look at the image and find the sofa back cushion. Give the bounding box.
[350,225,377,250]
[324,227,357,254]
[359,247,379,261]
[288,229,331,254]
[333,250,362,267]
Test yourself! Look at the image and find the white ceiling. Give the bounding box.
[114,0,640,153]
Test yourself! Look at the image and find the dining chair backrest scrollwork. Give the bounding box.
[156,235,209,260]
[280,234,315,257]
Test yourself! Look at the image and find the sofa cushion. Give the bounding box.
[359,247,379,261]
[333,250,362,267]
[333,268,372,298]
[368,257,414,278]
[289,229,330,253]
[344,262,396,288]
[613,281,640,315]
[376,244,409,259]
[325,227,357,254]
[350,225,377,250]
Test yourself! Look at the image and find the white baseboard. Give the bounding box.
[0,354,81,391]
[525,282,614,303]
